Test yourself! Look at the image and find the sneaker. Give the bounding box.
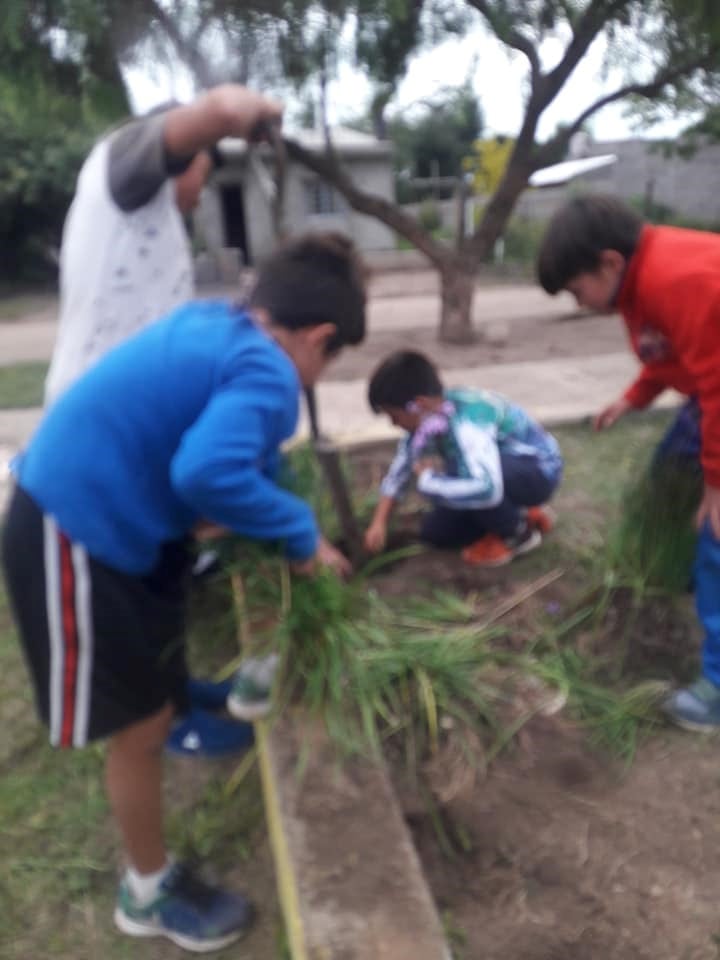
[461,525,542,568]
[227,654,280,721]
[527,505,557,535]
[187,677,234,712]
[662,677,720,731]
[165,708,254,758]
[114,862,254,953]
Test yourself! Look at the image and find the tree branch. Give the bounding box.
[138,0,214,88]
[540,0,629,106]
[534,52,718,168]
[465,0,541,85]
[283,136,453,267]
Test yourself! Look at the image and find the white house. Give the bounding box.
[195,126,395,280]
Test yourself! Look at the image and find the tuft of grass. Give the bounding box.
[0,361,48,408]
[606,461,701,595]
[528,645,665,763]
[167,768,265,867]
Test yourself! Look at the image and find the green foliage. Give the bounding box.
[0,363,48,409]
[0,2,128,283]
[390,83,483,200]
[529,646,664,762]
[277,576,502,758]
[0,87,94,283]
[497,215,548,264]
[418,199,443,232]
[607,462,702,595]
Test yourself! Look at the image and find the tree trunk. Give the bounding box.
[439,264,476,344]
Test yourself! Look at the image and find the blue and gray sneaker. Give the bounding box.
[114,862,254,953]
[227,654,280,721]
[662,677,720,731]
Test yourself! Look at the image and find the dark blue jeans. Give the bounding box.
[654,399,720,686]
[420,451,559,548]
[653,397,701,471]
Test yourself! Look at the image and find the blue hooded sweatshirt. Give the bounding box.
[18,300,318,574]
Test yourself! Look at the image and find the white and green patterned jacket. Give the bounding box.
[380,388,563,509]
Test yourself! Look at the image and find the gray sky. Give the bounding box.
[126,20,690,143]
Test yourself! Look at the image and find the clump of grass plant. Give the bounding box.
[272,565,506,761]
[605,460,702,596]
[223,546,507,764]
[527,644,665,763]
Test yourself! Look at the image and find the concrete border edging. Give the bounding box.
[256,713,452,960]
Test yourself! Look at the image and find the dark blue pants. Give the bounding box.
[420,451,559,548]
[652,399,720,686]
[653,397,701,470]
[697,525,720,686]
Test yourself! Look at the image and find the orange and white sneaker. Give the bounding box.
[461,525,542,567]
[526,505,557,535]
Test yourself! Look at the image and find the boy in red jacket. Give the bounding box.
[538,193,720,730]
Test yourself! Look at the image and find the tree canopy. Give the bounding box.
[3,0,720,333]
[388,83,484,201]
[0,2,130,283]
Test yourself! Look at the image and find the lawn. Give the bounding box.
[2,408,712,960]
[0,361,48,408]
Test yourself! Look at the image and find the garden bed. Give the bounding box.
[3,411,718,960]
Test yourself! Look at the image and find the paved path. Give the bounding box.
[0,281,677,507]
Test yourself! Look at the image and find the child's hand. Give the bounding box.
[696,484,720,539]
[193,520,229,541]
[593,396,632,431]
[317,536,353,577]
[364,520,387,554]
[291,537,352,578]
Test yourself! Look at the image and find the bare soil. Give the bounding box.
[328,271,627,381]
[339,437,720,960]
[410,722,720,960]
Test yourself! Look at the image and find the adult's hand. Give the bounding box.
[164,84,283,156]
[207,84,283,141]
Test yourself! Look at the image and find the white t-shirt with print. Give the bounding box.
[45,123,194,404]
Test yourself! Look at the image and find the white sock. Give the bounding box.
[126,860,173,906]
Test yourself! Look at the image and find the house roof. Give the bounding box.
[219,125,392,160]
[529,154,617,188]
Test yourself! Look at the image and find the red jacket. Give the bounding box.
[617,224,720,486]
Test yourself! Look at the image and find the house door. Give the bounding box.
[220,185,251,265]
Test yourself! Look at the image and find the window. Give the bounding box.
[304,179,342,215]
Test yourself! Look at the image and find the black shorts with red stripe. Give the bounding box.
[2,485,192,747]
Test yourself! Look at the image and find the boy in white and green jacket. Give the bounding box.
[364,351,563,566]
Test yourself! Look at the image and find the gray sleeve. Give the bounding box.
[107,113,196,212]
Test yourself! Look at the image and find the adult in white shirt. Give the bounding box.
[46,84,281,403]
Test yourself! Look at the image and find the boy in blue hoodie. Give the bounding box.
[2,232,366,952]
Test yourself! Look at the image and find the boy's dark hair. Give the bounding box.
[368,350,443,412]
[250,232,366,353]
[537,194,644,294]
